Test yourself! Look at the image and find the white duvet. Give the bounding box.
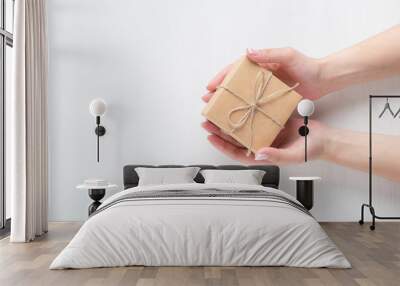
[50,183,350,269]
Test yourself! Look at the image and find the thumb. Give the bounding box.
[247,47,296,66]
[254,146,304,164]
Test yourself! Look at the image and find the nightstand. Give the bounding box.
[289,177,321,210]
[77,182,117,216]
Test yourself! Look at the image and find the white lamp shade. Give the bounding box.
[297,99,315,117]
[89,98,107,117]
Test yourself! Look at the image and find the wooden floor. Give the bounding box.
[0,222,399,286]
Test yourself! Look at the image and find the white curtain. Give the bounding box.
[9,0,48,242]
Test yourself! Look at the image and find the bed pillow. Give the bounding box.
[135,167,201,186]
[200,169,266,185]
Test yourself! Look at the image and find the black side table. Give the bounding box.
[76,183,117,216]
[289,177,321,210]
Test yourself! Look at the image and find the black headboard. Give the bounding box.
[123,165,280,189]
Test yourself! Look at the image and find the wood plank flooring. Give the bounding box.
[0,222,399,286]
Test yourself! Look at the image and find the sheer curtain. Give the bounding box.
[9,0,48,242]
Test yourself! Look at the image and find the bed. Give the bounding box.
[50,165,350,269]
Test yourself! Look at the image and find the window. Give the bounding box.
[0,0,13,234]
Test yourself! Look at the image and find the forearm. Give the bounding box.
[318,25,400,94]
[322,128,400,182]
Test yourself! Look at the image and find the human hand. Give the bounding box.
[202,118,328,165]
[202,48,329,164]
[203,48,327,103]
[245,48,329,100]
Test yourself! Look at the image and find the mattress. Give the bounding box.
[50,183,350,269]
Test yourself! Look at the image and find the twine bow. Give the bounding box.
[217,71,299,156]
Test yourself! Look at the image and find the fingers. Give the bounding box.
[204,50,305,165]
[259,63,281,72]
[201,121,243,147]
[271,128,290,148]
[255,118,304,164]
[207,48,294,93]
[207,135,275,165]
[208,132,304,165]
[207,135,256,163]
[203,65,230,103]
[255,146,303,165]
[206,64,232,92]
[284,117,302,130]
[271,118,303,148]
[202,92,214,103]
[247,47,296,66]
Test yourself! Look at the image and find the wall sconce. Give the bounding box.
[297,99,315,162]
[89,98,107,162]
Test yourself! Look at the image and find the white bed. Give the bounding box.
[50,183,350,269]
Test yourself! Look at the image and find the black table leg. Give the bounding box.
[88,189,105,216]
[296,180,314,210]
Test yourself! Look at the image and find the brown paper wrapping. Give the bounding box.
[202,57,303,154]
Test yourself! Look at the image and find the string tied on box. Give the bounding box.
[217,71,299,156]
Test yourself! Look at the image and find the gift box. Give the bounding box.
[202,57,303,155]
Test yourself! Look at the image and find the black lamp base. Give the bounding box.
[88,189,105,216]
[95,126,106,136]
[298,125,309,136]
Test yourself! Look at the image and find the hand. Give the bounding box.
[202,47,329,164]
[203,118,328,165]
[203,48,327,102]
[246,48,327,100]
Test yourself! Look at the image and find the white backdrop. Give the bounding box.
[47,0,400,221]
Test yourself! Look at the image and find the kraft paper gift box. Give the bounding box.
[202,57,303,155]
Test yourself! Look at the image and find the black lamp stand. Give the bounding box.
[298,116,309,162]
[94,115,106,162]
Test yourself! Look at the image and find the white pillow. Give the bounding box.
[200,169,266,185]
[135,167,200,186]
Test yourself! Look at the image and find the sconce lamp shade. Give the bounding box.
[89,98,107,117]
[297,99,315,117]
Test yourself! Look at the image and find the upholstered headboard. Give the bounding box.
[123,165,280,189]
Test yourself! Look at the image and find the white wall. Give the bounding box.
[47,0,400,222]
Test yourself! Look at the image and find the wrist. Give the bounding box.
[317,49,366,95]
[316,56,341,95]
[319,125,338,161]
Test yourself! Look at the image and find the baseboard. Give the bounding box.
[0,218,11,239]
